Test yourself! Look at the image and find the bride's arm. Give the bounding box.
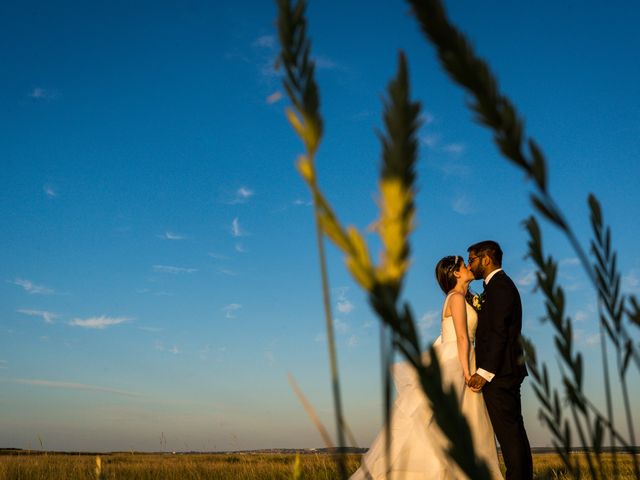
[449,293,471,382]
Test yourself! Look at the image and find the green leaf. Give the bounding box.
[531,194,566,229]
[593,417,603,454]
[622,340,633,376]
[528,139,547,192]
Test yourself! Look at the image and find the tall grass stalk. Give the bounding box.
[287,374,335,450]
[275,1,347,477]
[276,1,491,478]
[95,456,103,480]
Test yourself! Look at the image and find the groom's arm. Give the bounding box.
[478,279,514,378]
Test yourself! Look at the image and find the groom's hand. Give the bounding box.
[467,373,487,392]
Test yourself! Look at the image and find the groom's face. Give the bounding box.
[467,251,485,280]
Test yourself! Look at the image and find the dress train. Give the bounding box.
[350,297,503,479]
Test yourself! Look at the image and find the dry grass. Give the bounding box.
[0,453,635,480]
[0,451,638,479]
[527,452,639,479]
[0,452,359,480]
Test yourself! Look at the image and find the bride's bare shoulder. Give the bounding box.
[448,292,466,305]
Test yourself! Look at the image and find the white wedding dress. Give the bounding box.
[350,293,503,479]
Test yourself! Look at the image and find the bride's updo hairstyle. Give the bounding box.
[435,255,463,294]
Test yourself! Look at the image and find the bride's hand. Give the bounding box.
[464,374,471,384]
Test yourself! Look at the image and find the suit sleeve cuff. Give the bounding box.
[477,368,495,382]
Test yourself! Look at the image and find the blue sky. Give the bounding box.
[1,0,639,452]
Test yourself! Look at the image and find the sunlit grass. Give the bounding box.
[1,452,638,479]
[530,453,640,479]
[0,452,361,480]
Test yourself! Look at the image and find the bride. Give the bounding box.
[350,255,503,479]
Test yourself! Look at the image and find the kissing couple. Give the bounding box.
[351,240,533,480]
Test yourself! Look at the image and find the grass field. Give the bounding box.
[0,451,638,479]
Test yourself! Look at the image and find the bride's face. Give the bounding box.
[455,262,475,283]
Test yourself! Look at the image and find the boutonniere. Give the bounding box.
[467,290,485,312]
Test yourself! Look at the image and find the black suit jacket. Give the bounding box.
[476,270,528,379]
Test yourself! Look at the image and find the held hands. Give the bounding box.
[466,373,487,393]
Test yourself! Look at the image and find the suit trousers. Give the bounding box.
[482,374,533,480]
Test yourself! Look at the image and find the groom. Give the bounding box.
[466,240,533,480]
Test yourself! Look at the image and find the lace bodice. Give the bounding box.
[441,293,478,342]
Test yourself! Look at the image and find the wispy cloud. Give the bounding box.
[8,378,140,397]
[68,315,131,329]
[222,303,242,319]
[362,320,374,330]
[138,326,164,333]
[335,286,355,314]
[293,198,312,207]
[43,185,57,198]
[265,350,275,365]
[232,187,255,204]
[314,55,337,70]
[223,187,255,205]
[158,231,186,240]
[17,309,59,324]
[560,257,580,266]
[334,318,349,335]
[235,242,247,253]
[237,186,254,199]
[217,268,237,276]
[442,143,466,155]
[152,265,197,274]
[252,35,275,48]
[517,270,537,287]
[575,330,600,348]
[337,300,354,314]
[208,252,229,260]
[451,194,475,215]
[435,160,472,178]
[169,346,180,355]
[347,335,359,348]
[9,279,54,295]
[565,282,585,292]
[251,34,279,79]
[420,112,435,126]
[419,310,439,334]
[0,360,7,370]
[266,91,282,105]
[29,87,59,100]
[231,217,247,237]
[574,310,589,322]
[623,269,640,293]
[584,334,600,346]
[421,133,440,149]
[251,35,337,79]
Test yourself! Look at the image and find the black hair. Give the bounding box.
[467,240,503,266]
